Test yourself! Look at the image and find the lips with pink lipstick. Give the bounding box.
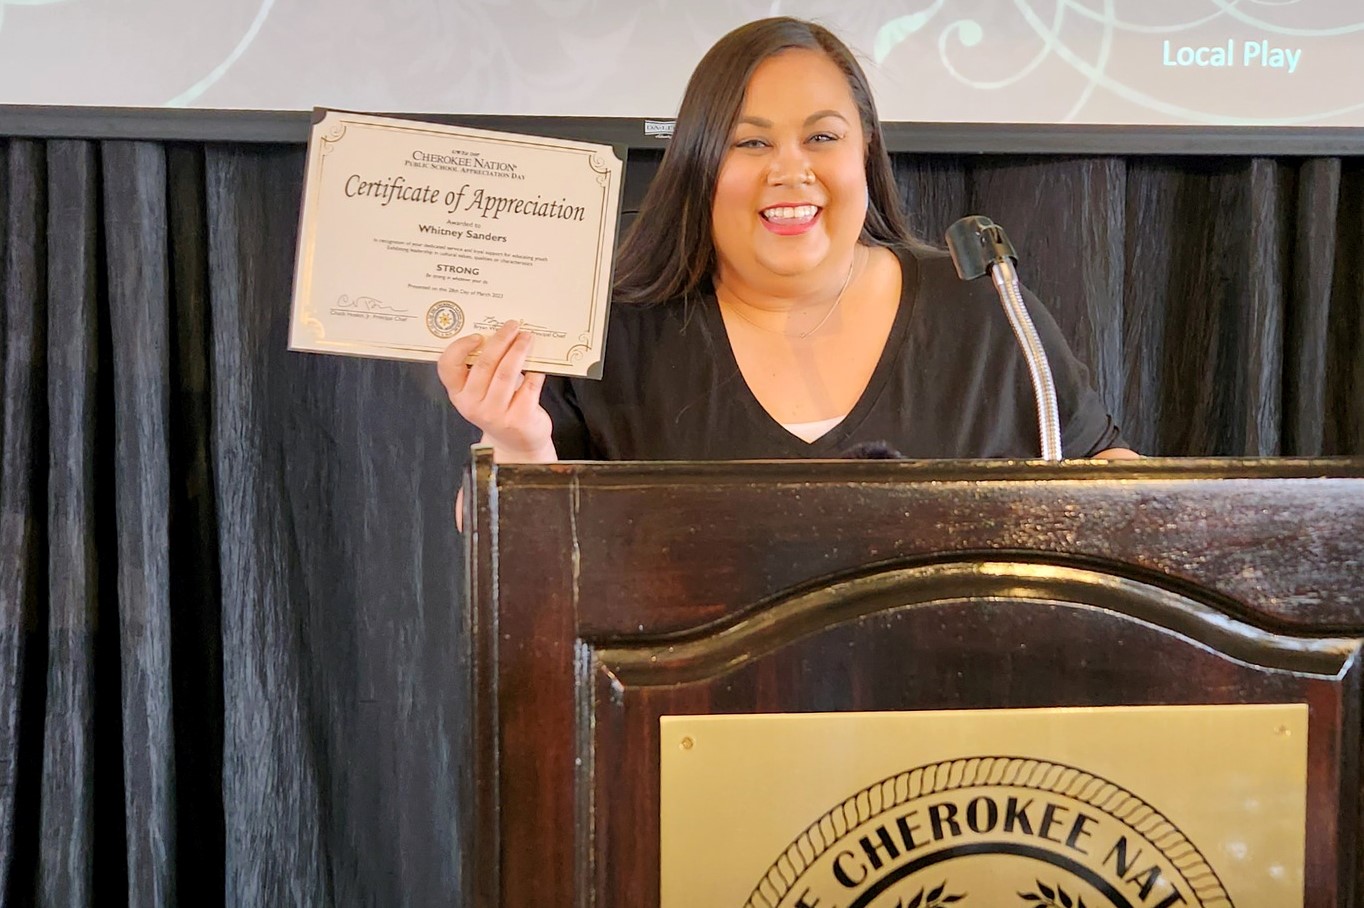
[760,203,821,236]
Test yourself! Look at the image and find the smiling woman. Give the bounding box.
[436,17,1137,464]
[711,52,870,304]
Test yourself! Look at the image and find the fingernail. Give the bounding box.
[470,335,485,348]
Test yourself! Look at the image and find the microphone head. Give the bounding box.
[945,215,1018,281]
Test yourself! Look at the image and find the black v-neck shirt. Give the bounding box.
[541,246,1126,460]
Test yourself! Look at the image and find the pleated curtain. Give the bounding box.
[0,138,1360,905]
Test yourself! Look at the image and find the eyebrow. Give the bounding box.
[735,109,850,129]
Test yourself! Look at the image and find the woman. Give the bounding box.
[438,17,1137,463]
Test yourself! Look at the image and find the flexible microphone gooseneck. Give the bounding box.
[945,216,1063,462]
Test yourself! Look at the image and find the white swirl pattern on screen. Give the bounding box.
[1,0,1363,124]
[164,0,276,107]
[859,0,1364,125]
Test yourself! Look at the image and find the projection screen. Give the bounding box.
[2,0,1363,128]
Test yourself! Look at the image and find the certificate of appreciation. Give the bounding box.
[289,109,623,378]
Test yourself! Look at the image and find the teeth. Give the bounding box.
[763,205,818,221]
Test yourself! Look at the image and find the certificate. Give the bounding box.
[289,109,623,378]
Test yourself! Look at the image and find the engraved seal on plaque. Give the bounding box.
[747,757,1231,908]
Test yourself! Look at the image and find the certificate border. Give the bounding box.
[291,109,622,376]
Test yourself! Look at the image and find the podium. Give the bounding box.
[461,451,1364,907]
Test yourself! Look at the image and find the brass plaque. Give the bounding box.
[660,705,1306,908]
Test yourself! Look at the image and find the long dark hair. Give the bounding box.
[612,17,917,306]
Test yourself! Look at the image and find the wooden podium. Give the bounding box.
[461,452,1364,907]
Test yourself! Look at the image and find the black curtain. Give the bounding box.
[0,137,1360,906]
[3,140,473,907]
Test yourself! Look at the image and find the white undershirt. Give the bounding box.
[780,414,848,443]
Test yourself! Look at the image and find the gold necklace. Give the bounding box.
[722,247,862,339]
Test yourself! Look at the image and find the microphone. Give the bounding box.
[945,216,1063,462]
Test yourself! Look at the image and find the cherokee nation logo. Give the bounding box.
[746,756,1232,908]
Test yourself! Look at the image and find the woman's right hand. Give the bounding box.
[437,320,557,464]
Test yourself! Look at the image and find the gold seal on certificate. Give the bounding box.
[289,109,623,378]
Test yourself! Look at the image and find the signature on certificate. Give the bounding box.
[334,295,410,314]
